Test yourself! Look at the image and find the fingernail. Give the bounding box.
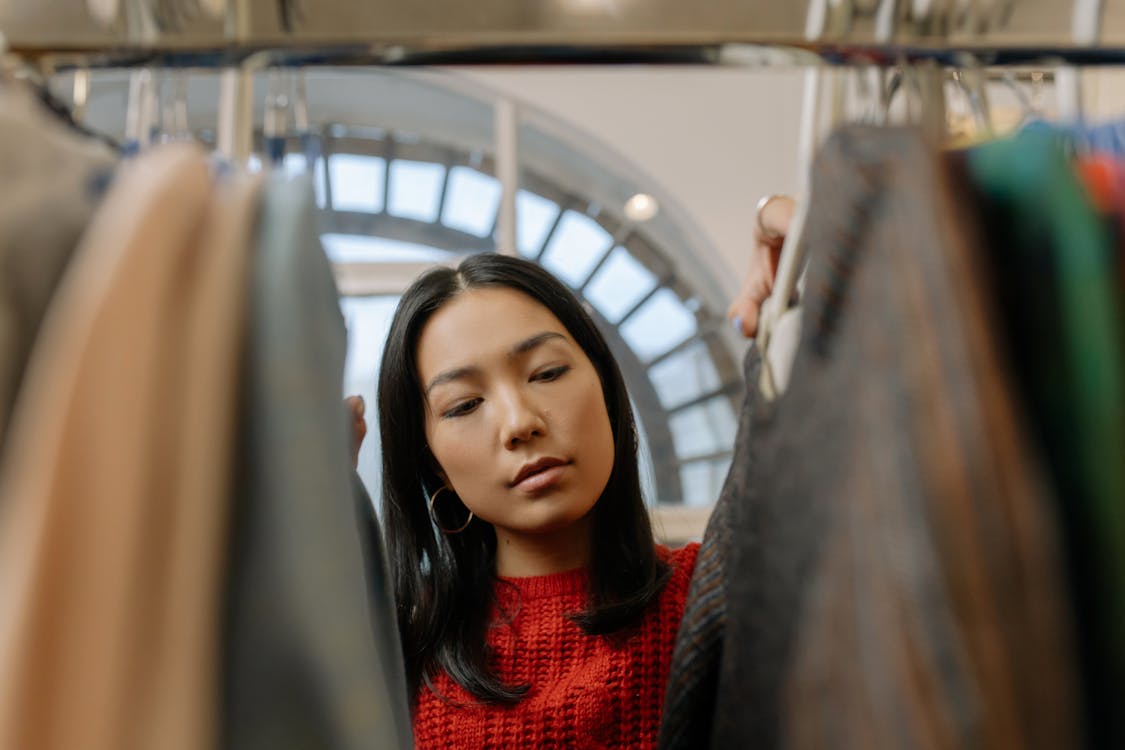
[354,395,365,416]
[731,315,743,333]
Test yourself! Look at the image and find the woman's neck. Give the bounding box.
[493,516,593,578]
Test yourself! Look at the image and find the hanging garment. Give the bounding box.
[709,126,1082,750]
[657,349,758,750]
[1076,156,1125,290]
[222,174,413,750]
[0,142,214,750]
[961,133,1125,749]
[139,170,265,750]
[1022,118,1125,158]
[0,83,115,455]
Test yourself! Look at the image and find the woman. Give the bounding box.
[376,253,697,749]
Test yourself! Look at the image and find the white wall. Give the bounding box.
[453,67,807,297]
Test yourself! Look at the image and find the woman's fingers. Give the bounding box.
[728,195,797,339]
[345,395,366,467]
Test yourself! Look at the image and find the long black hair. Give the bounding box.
[377,253,670,705]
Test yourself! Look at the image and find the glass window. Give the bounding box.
[388,160,445,222]
[313,157,327,208]
[442,167,501,237]
[679,458,731,507]
[516,190,561,257]
[283,152,307,178]
[322,234,451,263]
[648,340,723,409]
[282,153,328,207]
[341,295,403,504]
[619,288,698,362]
[668,396,738,460]
[539,211,613,288]
[584,247,660,324]
[330,154,386,212]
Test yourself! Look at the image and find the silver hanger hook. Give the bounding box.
[264,68,293,166]
[72,66,91,124]
[157,70,191,142]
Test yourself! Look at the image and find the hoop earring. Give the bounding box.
[428,485,474,534]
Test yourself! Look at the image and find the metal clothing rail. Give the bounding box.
[1,0,1122,69]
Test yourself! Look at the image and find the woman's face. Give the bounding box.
[416,286,615,540]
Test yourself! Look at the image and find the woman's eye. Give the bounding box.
[442,398,482,419]
[533,365,570,383]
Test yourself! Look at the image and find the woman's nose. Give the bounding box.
[499,391,547,449]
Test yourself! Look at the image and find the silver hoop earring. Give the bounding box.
[428,485,474,534]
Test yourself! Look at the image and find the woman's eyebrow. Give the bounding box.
[424,365,479,397]
[509,331,566,358]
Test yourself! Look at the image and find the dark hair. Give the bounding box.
[378,252,670,705]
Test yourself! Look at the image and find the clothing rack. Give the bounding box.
[1,0,1123,69]
[6,1,1117,396]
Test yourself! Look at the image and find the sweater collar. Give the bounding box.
[495,566,589,600]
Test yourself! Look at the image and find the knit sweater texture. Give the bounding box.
[413,543,700,749]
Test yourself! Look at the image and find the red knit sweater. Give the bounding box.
[413,543,700,749]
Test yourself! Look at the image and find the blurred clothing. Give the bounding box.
[0,137,412,749]
[1023,117,1125,158]
[963,133,1125,748]
[707,127,1082,750]
[0,83,114,455]
[0,143,214,750]
[222,174,413,750]
[658,350,757,750]
[1076,157,1125,296]
[148,170,265,750]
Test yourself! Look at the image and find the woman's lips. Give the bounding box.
[513,463,568,492]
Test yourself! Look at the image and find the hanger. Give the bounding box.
[292,69,322,167]
[948,61,994,138]
[155,70,192,142]
[264,68,291,167]
[71,66,91,125]
[216,56,264,165]
[757,0,935,400]
[216,1,267,166]
[754,0,845,400]
[124,68,157,153]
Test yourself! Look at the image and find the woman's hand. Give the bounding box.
[727,195,795,339]
[345,395,366,468]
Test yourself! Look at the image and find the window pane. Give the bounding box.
[388,160,445,222]
[340,295,403,506]
[619,288,698,361]
[322,233,451,263]
[283,152,308,179]
[312,157,328,207]
[585,247,659,323]
[330,154,385,212]
[648,340,723,409]
[668,396,737,459]
[540,211,613,288]
[679,458,731,507]
[282,154,328,210]
[517,190,560,257]
[442,167,501,237]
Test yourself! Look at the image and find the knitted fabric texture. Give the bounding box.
[413,543,699,749]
